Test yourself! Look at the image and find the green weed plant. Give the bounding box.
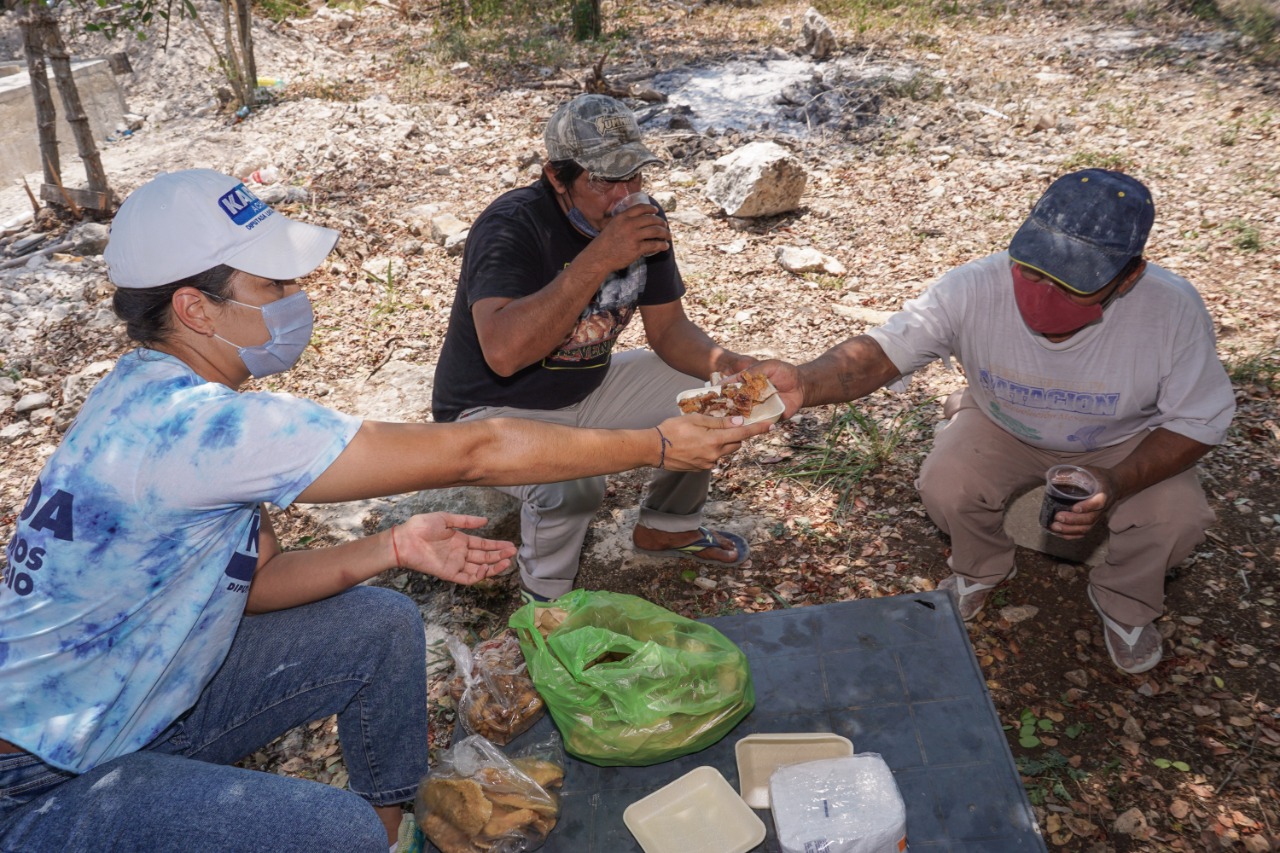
[781,399,933,516]
[1016,750,1088,805]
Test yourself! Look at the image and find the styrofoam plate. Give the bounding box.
[623,766,766,853]
[735,733,854,809]
[676,377,785,426]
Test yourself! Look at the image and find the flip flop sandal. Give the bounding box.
[634,526,750,567]
[1088,585,1163,674]
[938,564,1017,622]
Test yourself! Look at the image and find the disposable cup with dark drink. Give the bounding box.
[1039,464,1098,532]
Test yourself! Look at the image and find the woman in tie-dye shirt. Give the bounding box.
[0,171,768,853]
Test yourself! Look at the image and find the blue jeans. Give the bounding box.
[0,586,427,852]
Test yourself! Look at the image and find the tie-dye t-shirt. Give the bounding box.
[0,350,361,773]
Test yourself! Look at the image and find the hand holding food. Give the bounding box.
[676,371,785,425]
[652,412,770,472]
[733,360,805,418]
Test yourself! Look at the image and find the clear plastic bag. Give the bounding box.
[414,732,565,853]
[770,753,907,853]
[446,630,545,746]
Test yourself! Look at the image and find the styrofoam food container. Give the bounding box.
[623,766,766,853]
[676,377,785,426]
[735,732,854,808]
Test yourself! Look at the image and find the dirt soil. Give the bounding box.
[1,1,1278,850]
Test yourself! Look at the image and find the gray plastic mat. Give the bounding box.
[428,590,1046,852]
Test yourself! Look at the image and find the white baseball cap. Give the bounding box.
[104,169,339,289]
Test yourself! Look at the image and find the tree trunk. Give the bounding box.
[234,0,257,94]
[19,11,59,188]
[38,7,110,202]
[218,0,251,106]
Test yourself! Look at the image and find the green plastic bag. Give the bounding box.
[508,589,754,766]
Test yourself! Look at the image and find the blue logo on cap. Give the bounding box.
[218,183,271,226]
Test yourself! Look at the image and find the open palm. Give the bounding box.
[396,513,516,585]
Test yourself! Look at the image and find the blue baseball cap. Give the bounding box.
[1008,169,1155,295]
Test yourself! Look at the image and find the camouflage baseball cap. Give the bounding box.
[544,94,663,180]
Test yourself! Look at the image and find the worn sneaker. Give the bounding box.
[938,567,1017,622]
[1087,586,1163,674]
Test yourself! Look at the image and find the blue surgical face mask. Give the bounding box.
[567,205,600,238]
[213,291,314,378]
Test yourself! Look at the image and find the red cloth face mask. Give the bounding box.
[1011,265,1103,335]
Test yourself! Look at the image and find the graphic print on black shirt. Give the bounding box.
[545,264,642,367]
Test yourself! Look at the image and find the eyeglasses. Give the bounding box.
[1012,262,1129,305]
[586,170,644,193]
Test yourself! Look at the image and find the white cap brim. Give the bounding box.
[105,169,339,289]
[221,212,338,283]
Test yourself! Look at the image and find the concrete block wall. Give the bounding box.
[0,59,129,187]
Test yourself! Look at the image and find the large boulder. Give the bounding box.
[705,141,807,218]
[309,486,521,546]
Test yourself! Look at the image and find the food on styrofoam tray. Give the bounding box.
[676,372,784,425]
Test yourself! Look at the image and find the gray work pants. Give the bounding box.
[458,350,710,599]
[916,389,1213,626]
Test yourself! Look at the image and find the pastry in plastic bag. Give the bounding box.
[509,589,754,766]
[415,732,565,853]
[446,630,545,746]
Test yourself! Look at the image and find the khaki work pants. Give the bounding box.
[459,350,710,599]
[916,389,1213,626]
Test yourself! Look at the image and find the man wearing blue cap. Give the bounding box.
[757,170,1235,674]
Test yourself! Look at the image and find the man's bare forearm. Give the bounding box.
[797,335,903,407]
[1105,428,1212,502]
[477,255,614,375]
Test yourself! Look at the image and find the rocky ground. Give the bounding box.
[1,0,1278,850]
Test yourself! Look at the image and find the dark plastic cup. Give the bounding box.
[1039,464,1098,532]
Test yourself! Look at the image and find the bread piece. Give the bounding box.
[476,806,539,843]
[486,789,559,816]
[423,778,492,837]
[419,812,478,853]
[529,811,558,842]
[511,757,564,790]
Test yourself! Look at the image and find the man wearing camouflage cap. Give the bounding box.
[755,170,1236,675]
[433,94,760,602]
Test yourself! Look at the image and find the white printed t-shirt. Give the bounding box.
[866,252,1235,452]
[1,350,361,773]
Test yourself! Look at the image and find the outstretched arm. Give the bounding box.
[752,334,904,417]
[296,413,771,504]
[641,299,756,381]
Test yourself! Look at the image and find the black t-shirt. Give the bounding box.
[431,180,685,422]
